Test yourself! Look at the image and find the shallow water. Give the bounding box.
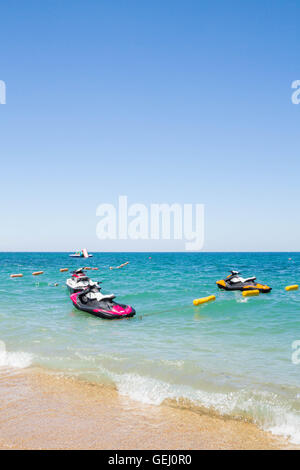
[0,252,300,442]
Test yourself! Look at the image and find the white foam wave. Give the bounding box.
[98,366,300,443]
[0,341,33,369]
[98,366,242,409]
[266,411,300,444]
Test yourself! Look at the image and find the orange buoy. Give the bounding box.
[10,274,23,278]
[110,261,129,270]
[91,267,98,270]
[242,289,260,297]
[60,268,68,272]
[285,285,299,291]
[84,267,91,270]
[193,295,216,305]
[32,271,44,276]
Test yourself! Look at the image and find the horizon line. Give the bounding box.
[0,251,299,254]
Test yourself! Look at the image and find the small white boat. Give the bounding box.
[69,253,93,258]
[69,249,93,258]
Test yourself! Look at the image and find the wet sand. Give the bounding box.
[0,367,294,450]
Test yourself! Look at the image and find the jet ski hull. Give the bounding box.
[216,279,272,293]
[70,292,136,319]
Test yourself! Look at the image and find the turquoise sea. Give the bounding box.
[0,252,300,442]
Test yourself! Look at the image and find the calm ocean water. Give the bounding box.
[0,252,300,441]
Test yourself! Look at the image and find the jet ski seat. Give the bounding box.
[243,276,256,282]
[86,291,116,301]
[230,277,243,283]
[230,275,256,283]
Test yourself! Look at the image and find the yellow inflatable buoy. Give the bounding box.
[10,274,23,278]
[60,268,68,272]
[242,289,260,297]
[285,285,299,291]
[193,295,216,306]
[32,271,44,276]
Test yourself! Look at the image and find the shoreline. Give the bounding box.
[0,367,295,450]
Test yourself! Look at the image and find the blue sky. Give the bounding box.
[0,0,300,251]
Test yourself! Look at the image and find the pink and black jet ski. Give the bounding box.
[70,285,136,320]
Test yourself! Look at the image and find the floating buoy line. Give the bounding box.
[193,284,299,306]
[8,268,300,310]
[9,267,99,278]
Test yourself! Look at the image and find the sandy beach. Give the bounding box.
[0,367,294,450]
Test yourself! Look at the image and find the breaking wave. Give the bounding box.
[98,366,300,444]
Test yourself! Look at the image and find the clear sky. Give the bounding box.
[0,0,300,251]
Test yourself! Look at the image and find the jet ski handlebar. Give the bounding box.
[78,285,94,299]
[78,283,101,296]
